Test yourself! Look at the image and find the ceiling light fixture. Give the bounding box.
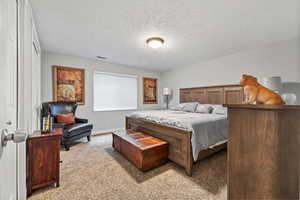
[96,56,107,60]
[146,37,164,49]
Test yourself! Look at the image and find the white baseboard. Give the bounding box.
[92,127,124,136]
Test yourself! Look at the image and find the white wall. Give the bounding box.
[41,52,161,131]
[41,38,300,130]
[161,39,300,106]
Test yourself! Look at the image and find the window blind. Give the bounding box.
[94,71,138,111]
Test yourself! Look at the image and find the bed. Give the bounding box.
[126,84,244,176]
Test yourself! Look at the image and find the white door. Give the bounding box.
[0,0,26,199]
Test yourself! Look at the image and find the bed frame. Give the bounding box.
[126,84,244,176]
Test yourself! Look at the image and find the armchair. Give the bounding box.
[41,102,93,150]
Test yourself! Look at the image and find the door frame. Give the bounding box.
[17,0,41,198]
[17,0,27,199]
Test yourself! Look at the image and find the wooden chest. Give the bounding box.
[26,128,63,196]
[112,129,168,171]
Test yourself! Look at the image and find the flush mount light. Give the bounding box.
[96,56,107,60]
[146,37,164,49]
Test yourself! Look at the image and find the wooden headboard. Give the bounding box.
[180,84,244,104]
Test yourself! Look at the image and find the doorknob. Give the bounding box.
[1,129,27,147]
[6,121,12,125]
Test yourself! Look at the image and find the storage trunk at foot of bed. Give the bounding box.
[126,117,192,173]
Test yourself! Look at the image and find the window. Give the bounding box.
[94,71,138,111]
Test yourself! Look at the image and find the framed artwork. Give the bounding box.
[143,77,157,104]
[52,66,85,105]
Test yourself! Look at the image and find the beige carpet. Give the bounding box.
[29,134,227,200]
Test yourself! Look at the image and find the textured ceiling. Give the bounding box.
[30,0,299,71]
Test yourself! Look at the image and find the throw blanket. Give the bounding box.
[127,110,228,161]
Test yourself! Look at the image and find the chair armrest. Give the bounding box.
[52,123,65,129]
[75,118,88,123]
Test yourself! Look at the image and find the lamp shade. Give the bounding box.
[163,88,172,95]
[262,76,282,92]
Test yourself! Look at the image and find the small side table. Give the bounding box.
[26,128,63,196]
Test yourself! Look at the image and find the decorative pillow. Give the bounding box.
[195,104,213,114]
[211,105,228,115]
[170,104,185,111]
[56,113,75,125]
[182,102,198,112]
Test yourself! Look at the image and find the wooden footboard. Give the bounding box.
[126,117,227,176]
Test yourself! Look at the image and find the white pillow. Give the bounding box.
[211,105,228,115]
[195,104,213,114]
[170,102,198,112]
[170,104,185,111]
[182,102,198,112]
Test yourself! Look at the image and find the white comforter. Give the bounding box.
[127,110,228,161]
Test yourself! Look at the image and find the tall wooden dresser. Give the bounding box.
[227,104,300,200]
[26,128,63,196]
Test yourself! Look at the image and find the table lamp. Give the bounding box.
[262,76,282,93]
[163,88,172,109]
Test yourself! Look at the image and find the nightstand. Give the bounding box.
[26,128,63,196]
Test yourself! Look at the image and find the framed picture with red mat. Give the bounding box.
[52,65,85,105]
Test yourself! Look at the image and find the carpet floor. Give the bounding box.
[29,134,227,200]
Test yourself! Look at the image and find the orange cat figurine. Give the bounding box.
[240,74,285,105]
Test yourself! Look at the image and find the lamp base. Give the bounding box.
[166,95,169,110]
[282,93,297,105]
